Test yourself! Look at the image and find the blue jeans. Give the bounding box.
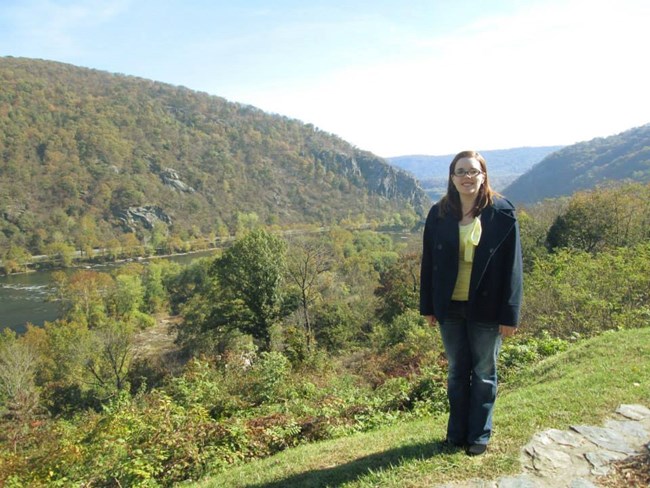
[439,302,502,446]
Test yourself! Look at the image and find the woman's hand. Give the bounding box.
[424,315,437,326]
[499,325,517,337]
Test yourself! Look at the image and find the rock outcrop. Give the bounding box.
[118,206,173,232]
[160,168,195,193]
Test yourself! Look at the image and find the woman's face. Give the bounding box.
[452,157,485,198]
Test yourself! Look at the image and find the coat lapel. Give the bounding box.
[472,206,516,288]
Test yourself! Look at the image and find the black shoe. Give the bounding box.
[443,438,465,450]
[466,443,487,456]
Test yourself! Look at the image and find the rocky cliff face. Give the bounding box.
[314,149,430,215]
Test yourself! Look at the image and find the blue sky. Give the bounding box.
[1,0,649,157]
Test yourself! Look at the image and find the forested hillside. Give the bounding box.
[389,146,563,201]
[504,124,650,204]
[0,57,427,261]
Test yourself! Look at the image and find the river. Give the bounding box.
[1,231,414,334]
[0,251,218,334]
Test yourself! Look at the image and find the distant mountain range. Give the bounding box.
[388,146,564,201]
[0,57,428,255]
[390,123,650,206]
[503,124,650,204]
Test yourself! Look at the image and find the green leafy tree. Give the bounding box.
[24,320,97,415]
[43,241,76,267]
[1,245,31,274]
[213,229,289,350]
[522,243,650,338]
[142,261,170,313]
[107,274,145,319]
[180,230,290,352]
[0,331,40,421]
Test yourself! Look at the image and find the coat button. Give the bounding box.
[437,244,443,250]
[489,248,494,253]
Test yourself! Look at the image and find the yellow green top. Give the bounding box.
[451,217,482,301]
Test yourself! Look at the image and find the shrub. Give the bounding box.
[522,244,650,338]
[246,352,292,405]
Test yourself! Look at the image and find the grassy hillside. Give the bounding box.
[504,124,650,204]
[0,57,428,258]
[192,327,650,487]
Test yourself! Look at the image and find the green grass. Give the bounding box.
[189,328,650,487]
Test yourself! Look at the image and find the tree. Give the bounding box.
[374,251,420,324]
[0,331,40,422]
[210,229,289,350]
[107,274,144,319]
[1,245,31,274]
[285,237,333,351]
[546,183,650,253]
[52,270,114,327]
[142,261,169,313]
[0,331,42,453]
[43,241,76,267]
[86,320,135,396]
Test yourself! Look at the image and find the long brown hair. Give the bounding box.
[439,150,497,219]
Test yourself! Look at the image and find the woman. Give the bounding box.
[420,150,523,456]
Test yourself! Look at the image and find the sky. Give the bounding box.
[1,0,649,158]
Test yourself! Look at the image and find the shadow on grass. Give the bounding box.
[247,438,454,488]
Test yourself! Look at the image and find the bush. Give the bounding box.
[522,244,650,338]
[246,352,292,405]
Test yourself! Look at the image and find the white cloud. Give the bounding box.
[224,0,650,156]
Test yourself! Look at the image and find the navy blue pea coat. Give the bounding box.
[419,197,523,326]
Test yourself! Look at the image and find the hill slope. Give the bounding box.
[191,327,650,487]
[389,146,563,201]
[0,57,428,254]
[504,124,650,204]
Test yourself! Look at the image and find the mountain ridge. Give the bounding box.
[503,124,650,204]
[0,57,428,256]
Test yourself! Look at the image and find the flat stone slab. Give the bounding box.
[617,404,650,420]
[570,425,637,455]
[584,450,628,476]
[494,475,541,487]
[568,479,598,488]
[527,428,584,448]
[528,445,574,472]
[604,419,649,442]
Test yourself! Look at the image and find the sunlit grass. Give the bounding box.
[191,327,650,487]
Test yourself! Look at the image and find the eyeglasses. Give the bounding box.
[452,168,483,178]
